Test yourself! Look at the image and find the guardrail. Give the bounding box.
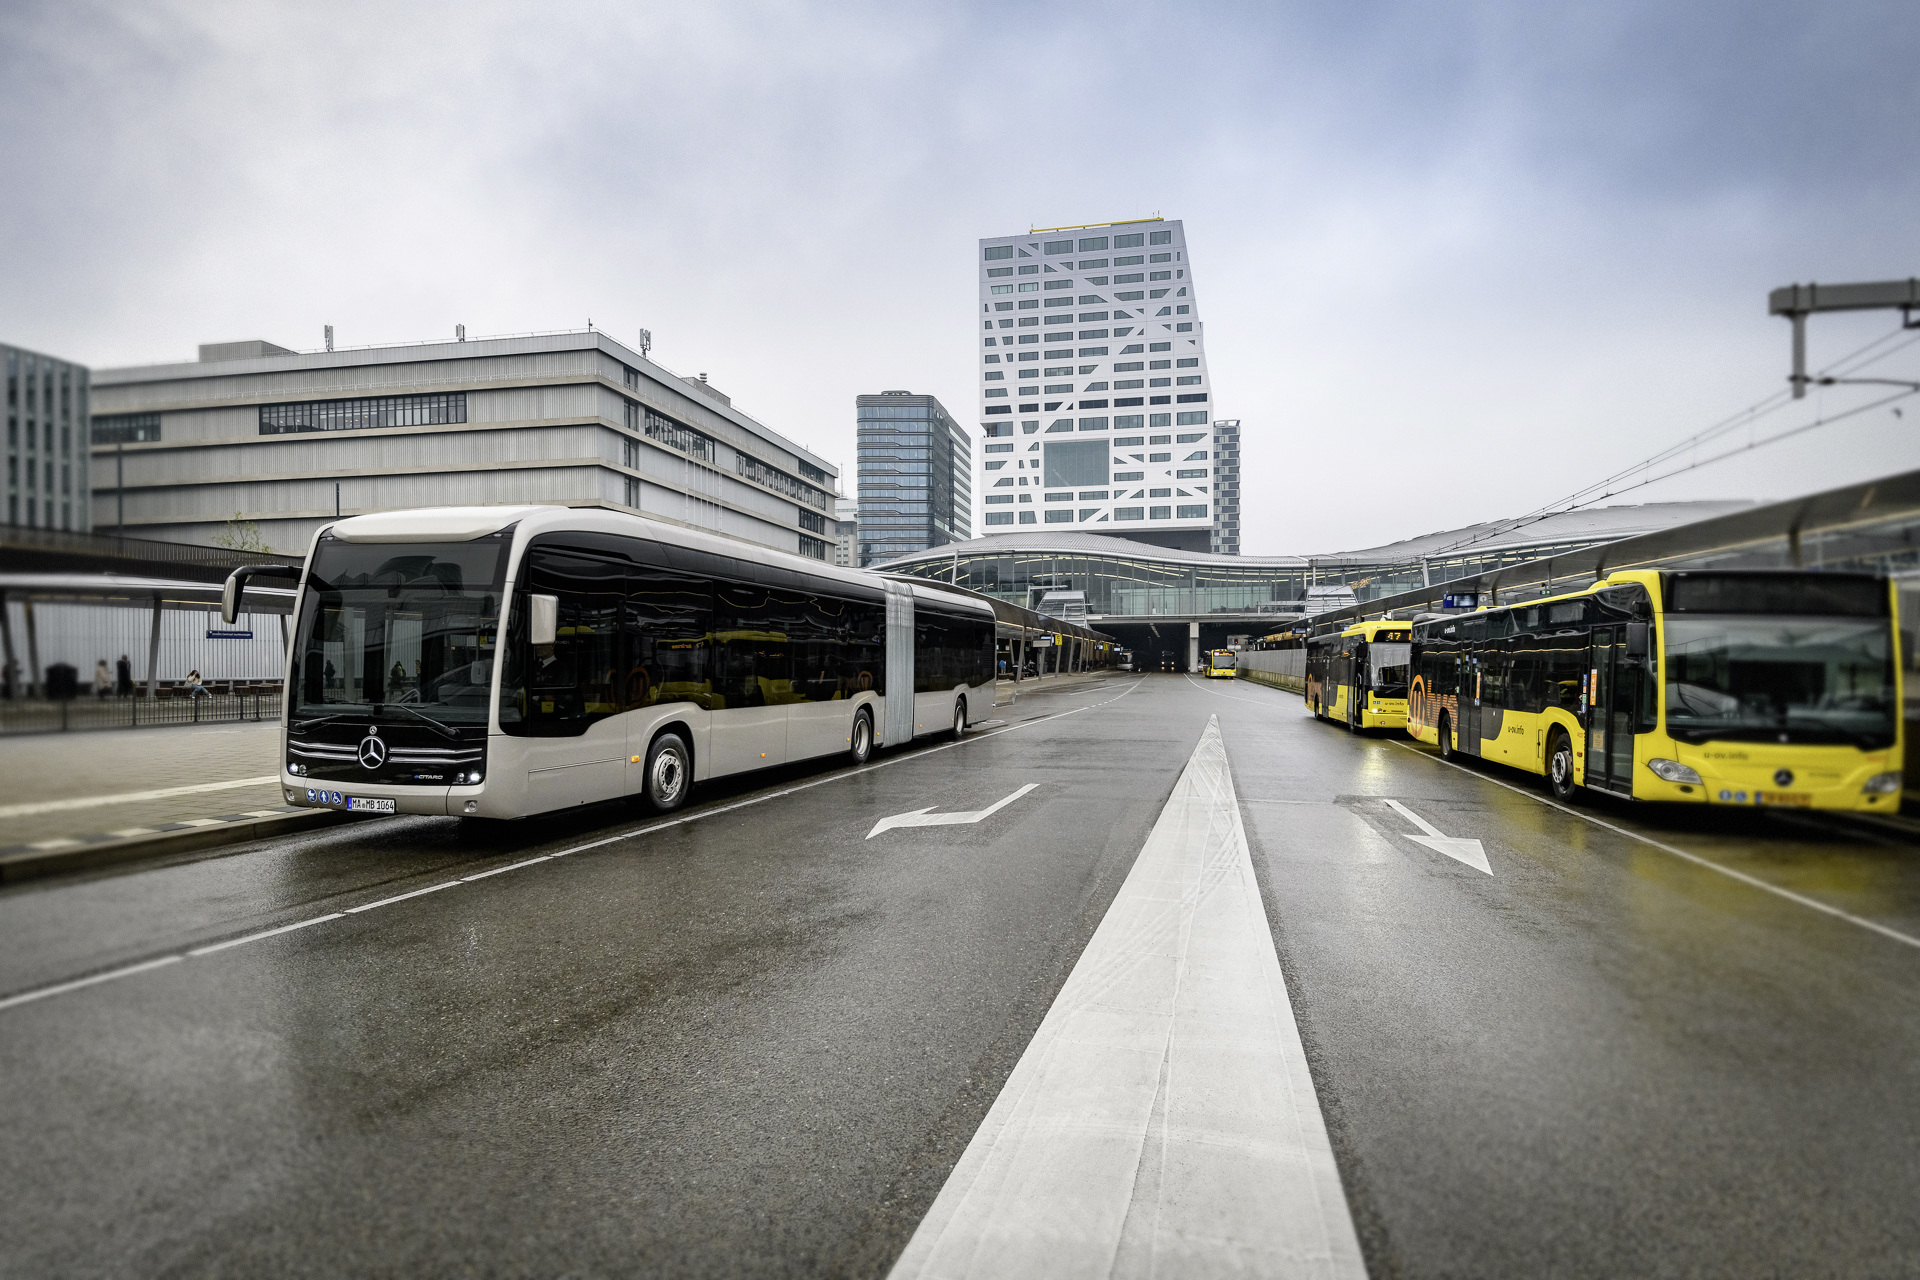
[0,689,285,736]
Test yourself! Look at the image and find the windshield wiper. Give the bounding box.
[377,701,463,741]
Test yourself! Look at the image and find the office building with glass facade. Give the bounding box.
[5,343,90,532]
[855,391,970,567]
[976,217,1216,553]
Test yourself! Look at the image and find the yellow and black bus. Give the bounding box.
[1305,620,1412,731]
[1206,648,1238,679]
[1407,569,1904,810]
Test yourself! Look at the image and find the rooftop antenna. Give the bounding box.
[324,324,334,352]
[637,328,652,359]
[455,323,465,342]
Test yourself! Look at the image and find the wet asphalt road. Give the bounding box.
[5,674,1920,1277]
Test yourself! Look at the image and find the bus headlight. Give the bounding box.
[287,762,306,776]
[1647,759,1702,785]
[1863,772,1902,795]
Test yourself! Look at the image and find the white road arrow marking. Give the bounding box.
[1384,798,1492,874]
[866,783,1038,839]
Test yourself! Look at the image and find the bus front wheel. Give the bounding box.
[850,708,874,765]
[644,731,691,814]
[1546,728,1576,802]
[1437,712,1455,761]
[951,698,967,741]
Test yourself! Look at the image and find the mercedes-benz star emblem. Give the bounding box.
[1774,768,1794,787]
[358,727,387,770]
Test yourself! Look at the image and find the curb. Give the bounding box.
[0,808,358,885]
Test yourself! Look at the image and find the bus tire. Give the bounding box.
[1546,728,1576,802]
[643,731,691,814]
[951,697,967,740]
[1437,712,1455,761]
[849,708,874,765]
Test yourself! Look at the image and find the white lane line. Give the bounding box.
[343,881,461,913]
[1384,798,1493,875]
[867,783,1039,839]
[0,775,281,820]
[185,913,344,956]
[1182,672,1298,706]
[1392,741,1920,952]
[461,855,552,882]
[0,956,185,1012]
[888,713,1365,1280]
[0,679,1150,1014]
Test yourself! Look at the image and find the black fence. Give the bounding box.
[0,688,285,736]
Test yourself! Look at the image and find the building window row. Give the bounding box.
[259,391,466,435]
[92,412,162,444]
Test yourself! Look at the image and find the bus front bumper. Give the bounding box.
[1635,749,1902,811]
[280,771,487,818]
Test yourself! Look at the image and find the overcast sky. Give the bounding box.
[3,0,1916,554]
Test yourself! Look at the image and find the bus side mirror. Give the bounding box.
[1625,621,1649,659]
[220,563,302,625]
[529,593,558,646]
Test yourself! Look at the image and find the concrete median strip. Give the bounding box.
[888,713,1366,1280]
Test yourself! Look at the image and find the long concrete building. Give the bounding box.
[87,332,839,558]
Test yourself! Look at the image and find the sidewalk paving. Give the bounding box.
[0,722,290,850]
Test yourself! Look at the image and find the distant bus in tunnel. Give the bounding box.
[1206,649,1238,679]
[1407,569,1904,811]
[1305,621,1411,731]
[221,506,1006,821]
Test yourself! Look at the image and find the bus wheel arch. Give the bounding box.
[849,706,875,765]
[643,725,694,813]
[1546,726,1577,802]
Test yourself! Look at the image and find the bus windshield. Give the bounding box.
[292,539,508,726]
[1663,614,1896,747]
[1368,641,1411,693]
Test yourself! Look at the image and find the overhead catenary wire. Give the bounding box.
[1422,325,1920,558]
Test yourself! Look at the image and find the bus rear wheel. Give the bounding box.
[951,698,967,740]
[1546,728,1576,802]
[849,708,874,765]
[644,731,691,813]
[1437,712,1455,761]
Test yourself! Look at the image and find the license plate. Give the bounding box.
[348,796,396,813]
[1755,791,1811,807]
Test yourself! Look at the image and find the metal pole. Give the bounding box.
[146,594,163,699]
[116,441,124,535]
[335,483,341,519]
[1791,313,1807,399]
[0,590,13,700]
[24,598,42,699]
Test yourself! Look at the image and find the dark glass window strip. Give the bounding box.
[259,392,466,435]
[92,412,161,444]
[644,409,714,463]
[737,451,833,511]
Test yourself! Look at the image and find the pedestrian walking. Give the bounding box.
[116,654,133,698]
[186,669,212,700]
[94,659,111,699]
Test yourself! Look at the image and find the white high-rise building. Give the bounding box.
[975,217,1216,553]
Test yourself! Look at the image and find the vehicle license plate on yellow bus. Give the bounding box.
[1755,791,1811,807]
[348,796,397,813]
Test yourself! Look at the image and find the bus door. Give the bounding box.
[1456,651,1481,755]
[1588,627,1635,791]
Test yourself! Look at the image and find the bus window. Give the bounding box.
[503,545,622,734]
[624,568,714,709]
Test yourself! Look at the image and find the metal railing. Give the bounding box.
[0,688,285,736]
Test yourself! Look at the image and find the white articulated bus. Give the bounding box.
[223,506,997,820]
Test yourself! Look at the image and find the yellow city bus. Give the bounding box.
[1407,569,1904,810]
[1305,620,1412,731]
[1206,648,1238,679]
